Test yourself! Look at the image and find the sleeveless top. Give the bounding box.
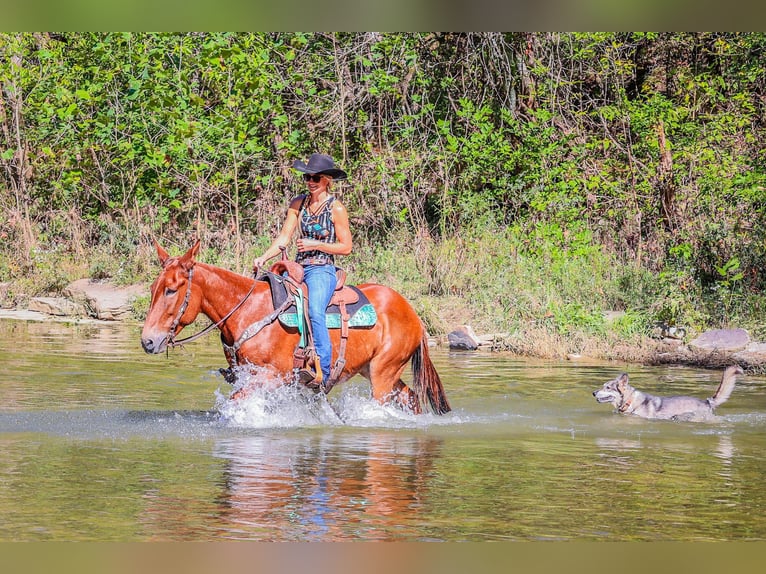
[296,194,336,266]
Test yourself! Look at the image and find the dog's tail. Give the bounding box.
[708,365,744,409]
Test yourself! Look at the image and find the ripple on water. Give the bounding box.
[0,408,223,440]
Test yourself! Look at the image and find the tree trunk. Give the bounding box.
[656,120,676,230]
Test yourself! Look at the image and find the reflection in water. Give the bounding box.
[8,319,136,358]
[714,434,735,465]
[595,432,737,471]
[2,318,766,541]
[212,432,443,541]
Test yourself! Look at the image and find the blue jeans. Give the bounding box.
[303,264,336,381]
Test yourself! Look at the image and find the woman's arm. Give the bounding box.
[296,199,353,256]
[253,196,303,269]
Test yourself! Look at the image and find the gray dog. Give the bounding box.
[593,365,744,421]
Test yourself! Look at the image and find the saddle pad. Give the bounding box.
[260,272,291,310]
[278,303,377,329]
[277,285,378,329]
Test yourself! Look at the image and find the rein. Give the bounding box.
[167,266,258,349]
[222,296,293,365]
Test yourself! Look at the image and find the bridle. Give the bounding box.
[166,266,195,347]
[165,265,257,349]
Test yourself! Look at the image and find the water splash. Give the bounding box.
[214,368,465,429]
[216,383,344,428]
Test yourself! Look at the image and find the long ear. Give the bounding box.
[617,373,630,390]
[179,239,201,271]
[154,239,171,267]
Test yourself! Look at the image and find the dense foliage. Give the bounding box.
[1,32,765,344]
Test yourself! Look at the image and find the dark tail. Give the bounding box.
[411,334,451,415]
[708,365,744,409]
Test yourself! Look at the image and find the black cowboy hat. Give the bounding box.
[292,153,347,180]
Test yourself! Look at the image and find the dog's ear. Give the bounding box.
[616,373,630,390]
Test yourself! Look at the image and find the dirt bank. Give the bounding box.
[444,324,766,374]
[4,278,766,375]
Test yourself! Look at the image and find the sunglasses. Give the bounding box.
[303,173,324,183]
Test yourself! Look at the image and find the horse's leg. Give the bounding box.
[229,363,287,401]
[391,380,420,414]
[367,360,421,414]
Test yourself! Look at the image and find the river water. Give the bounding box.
[1,317,765,541]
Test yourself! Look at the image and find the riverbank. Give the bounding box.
[441,323,766,374]
[3,278,766,375]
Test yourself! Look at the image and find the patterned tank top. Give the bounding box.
[296,194,336,266]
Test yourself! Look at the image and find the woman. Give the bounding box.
[254,153,353,385]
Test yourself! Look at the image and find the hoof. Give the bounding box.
[219,367,237,385]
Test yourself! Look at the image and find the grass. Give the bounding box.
[2,219,764,366]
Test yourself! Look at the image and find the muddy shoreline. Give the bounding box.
[3,279,766,375]
[3,306,765,375]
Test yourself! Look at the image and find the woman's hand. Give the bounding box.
[253,256,267,271]
[296,238,322,252]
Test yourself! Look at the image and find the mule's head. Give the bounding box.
[141,240,201,354]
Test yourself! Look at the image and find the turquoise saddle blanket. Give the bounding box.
[278,303,377,329]
[274,284,377,329]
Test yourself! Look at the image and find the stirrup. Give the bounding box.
[297,368,318,386]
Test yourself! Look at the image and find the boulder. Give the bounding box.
[28,297,87,317]
[733,342,766,367]
[688,328,750,353]
[63,279,145,321]
[602,311,625,324]
[0,308,51,321]
[448,325,480,350]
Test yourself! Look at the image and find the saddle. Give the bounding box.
[269,260,363,306]
[258,258,377,393]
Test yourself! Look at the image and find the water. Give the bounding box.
[1,318,765,541]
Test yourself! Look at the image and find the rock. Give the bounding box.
[63,279,145,321]
[0,308,108,324]
[688,328,750,353]
[448,325,480,350]
[0,309,52,321]
[28,297,87,317]
[602,311,625,323]
[651,323,687,340]
[733,342,766,367]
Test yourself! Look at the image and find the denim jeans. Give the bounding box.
[303,263,336,380]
